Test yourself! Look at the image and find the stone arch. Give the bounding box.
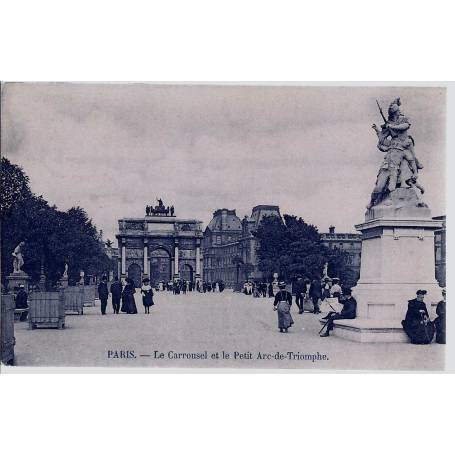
[180,263,194,283]
[127,263,142,288]
[150,247,172,286]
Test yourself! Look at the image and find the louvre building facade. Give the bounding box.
[202,205,281,286]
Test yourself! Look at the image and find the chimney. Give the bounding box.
[221,209,228,230]
[329,225,335,234]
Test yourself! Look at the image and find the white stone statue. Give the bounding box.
[63,263,68,278]
[12,241,25,273]
[322,262,329,279]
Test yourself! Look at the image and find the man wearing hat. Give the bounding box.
[309,277,322,314]
[319,287,357,337]
[434,288,446,344]
[273,282,294,333]
[15,284,29,321]
[293,276,305,314]
[401,290,435,344]
[98,276,109,315]
[110,276,122,314]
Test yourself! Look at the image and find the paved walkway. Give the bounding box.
[12,290,445,370]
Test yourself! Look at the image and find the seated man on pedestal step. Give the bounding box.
[319,287,357,337]
[401,290,435,344]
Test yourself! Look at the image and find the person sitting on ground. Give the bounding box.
[320,287,357,337]
[401,290,435,344]
[434,288,446,344]
[273,281,294,333]
[15,284,28,321]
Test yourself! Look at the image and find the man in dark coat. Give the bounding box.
[401,290,434,344]
[293,276,305,314]
[309,278,322,314]
[434,288,446,344]
[110,276,122,314]
[98,276,109,315]
[320,287,357,337]
[15,284,28,321]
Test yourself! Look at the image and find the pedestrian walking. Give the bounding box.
[141,278,154,314]
[309,277,322,314]
[110,276,122,314]
[294,276,305,314]
[121,278,138,314]
[273,282,294,333]
[98,276,109,315]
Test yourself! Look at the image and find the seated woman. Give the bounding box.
[319,287,357,337]
[401,290,434,344]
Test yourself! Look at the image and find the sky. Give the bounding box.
[1,84,446,243]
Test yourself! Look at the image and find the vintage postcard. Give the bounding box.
[0,83,448,371]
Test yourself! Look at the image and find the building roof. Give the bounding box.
[207,209,242,232]
[250,205,281,228]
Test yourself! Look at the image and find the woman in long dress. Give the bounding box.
[141,278,154,314]
[121,278,138,314]
[273,282,294,333]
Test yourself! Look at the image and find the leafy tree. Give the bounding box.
[254,214,352,283]
[1,159,112,287]
[0,157,32,217]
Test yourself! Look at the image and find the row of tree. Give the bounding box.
[1,158,114,287]
[253,214,358,285]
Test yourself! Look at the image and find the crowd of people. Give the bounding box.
[10,274,446,345]
[96,276,228,314]
[269,277,446,344]
[268,278,357,336]
[153,279,226,294]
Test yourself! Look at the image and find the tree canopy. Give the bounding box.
[254,214,355,284]
[1,157,113,286]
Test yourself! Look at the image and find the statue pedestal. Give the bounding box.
[6,272,30,293]
[60,277,69,288]
[334,212,443,343]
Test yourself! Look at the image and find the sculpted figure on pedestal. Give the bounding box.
[367,98,424,210]
[12,241,25,273]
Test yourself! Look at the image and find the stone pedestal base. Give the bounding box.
[331,319,409,343]
[342,212,443,343]
[6,272,30,293]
